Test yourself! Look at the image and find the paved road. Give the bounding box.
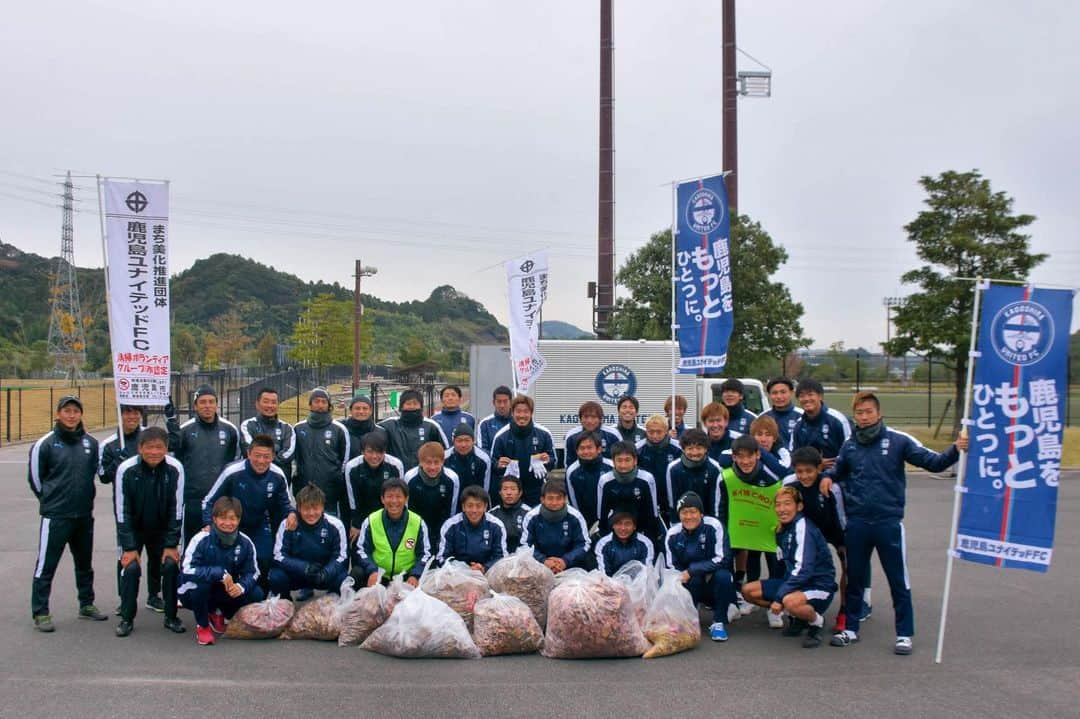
[1,438,1077,719]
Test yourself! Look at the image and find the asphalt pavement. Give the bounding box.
[1,436,1077,719]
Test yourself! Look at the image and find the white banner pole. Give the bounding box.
[97,175,126,451]
[934,276,985,664]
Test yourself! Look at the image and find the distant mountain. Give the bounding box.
[0,242,507,374]
[541,320,595,340]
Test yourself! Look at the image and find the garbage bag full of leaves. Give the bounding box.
[280,593,345,641]
[642,570,701,658]
[361,589,481,659]
[419,560,489,631]
[338,578,389,647]
[472,592,544,656]
[541,570,650,659]
[485,546,555,627]
[382,573,414,616]
[223,595,295,639]
[612,560,657,627]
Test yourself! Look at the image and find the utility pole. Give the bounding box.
[722,0,738,212]
[595,0,615,339]
[46,171,87,384]
[352,260,377,392]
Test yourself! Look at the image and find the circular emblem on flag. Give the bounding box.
[125,191,148,213]
[594,364,636,405]
[520,259,535,273]
[990,300,1054,366]
[685,187,724,235]
[117,378,130,391]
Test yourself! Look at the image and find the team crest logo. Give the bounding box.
[218,430,226,440]
[686,187,724,235]
[320,528,329,539]
[324,430,332,439]
[595,364,636,405]
[991,300,1054,366]
[405,538,416,549]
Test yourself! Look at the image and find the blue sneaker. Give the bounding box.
[709,622,728,642]
[858,603,872,622]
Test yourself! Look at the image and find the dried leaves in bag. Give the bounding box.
[338,584,388,647]
[485,546,555,628]
[361,590,480,659]
[418,560,489,631]
[541,570,650,659]
[472,593,544,656]
[279,594,343,641]
[642,570,701,658]
[223,595,294,639]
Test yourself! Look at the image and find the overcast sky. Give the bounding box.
[2,0,1077,350]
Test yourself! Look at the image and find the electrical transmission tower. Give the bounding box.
[46,171,87,383]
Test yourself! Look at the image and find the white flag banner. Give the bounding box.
[102,178,171,404]
[505,251,549,394]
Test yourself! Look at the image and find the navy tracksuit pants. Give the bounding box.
[31,516,95,617]
[267,564,348,598]
[685,570,736,624]
[180,581,265,627]
[844,518,912,636]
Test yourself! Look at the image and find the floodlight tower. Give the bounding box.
[46,171,87,383]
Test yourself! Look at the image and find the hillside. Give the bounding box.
[0,242,507,374]
[541,320,595,340]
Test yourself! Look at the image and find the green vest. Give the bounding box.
[369,509,422,577]
[723,468,780,552]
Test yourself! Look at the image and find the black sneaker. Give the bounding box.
[802,624,823,648]
[79,605,108,621]
[782,618,807,637]
[145,595,165,613]
[830,630,859,647]
[163,617,186,634]
[115,620,134,637]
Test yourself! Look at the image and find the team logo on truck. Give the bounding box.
[595,364,636,405]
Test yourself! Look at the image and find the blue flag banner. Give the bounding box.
[674,175,733,373]
[957,284,1075,572]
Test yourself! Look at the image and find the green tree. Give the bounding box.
[204,311,252,368]
[172,327,201,368]
[255,332,277,367]
[883,170,1045,433]
[398,337,432,367]
[611,214,810,375]
[288,294,352,374]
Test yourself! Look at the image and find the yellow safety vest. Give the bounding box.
[369,509,422,576]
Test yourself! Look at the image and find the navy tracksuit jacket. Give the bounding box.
[594,531,654,576]
[521,506,591,568]
[435,512,508,569]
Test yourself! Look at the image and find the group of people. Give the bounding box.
[28,376,966,654]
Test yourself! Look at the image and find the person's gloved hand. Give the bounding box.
[530,457,548,480]
[504,461,521,479]
[164,397,177,421]
[304,563,321,580]
[314,570,327,587]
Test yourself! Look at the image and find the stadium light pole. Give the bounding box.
[353,260,378,392]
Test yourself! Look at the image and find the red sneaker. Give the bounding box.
[195,626,216,645]
[833,612,847,633]
[208,610,226,635]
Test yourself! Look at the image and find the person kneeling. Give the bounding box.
[665,492,735,643]
[594,510,654,577]
[436,486,507,571]
[521,476,591,574]
[268,485,349,600]
[742,487,837,648]
[178,497,264,646]
[353,478,432,588]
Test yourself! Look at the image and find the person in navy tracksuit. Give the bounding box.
[743,486,838,648]
[565,432,612,531]
[664,429,722,520]
[403,442,460,552]
[268,485,349,599]
[489,475,530,553]
[823,392,966,655]
[789,378,851,468]
[594,510,654,576]
[564,400,623,468]
[436,486,508,570]
[201,434,296,582]
[344,432,404,541]
[613,395,647,444]
[431,384,476,440]
[477,385,513,453]
[636,414,682,523]
[596,442,660,541]
[762,377,802,448]
[719,379,758,435]
[443,424,492,491]
[701,402,740,467]
[490,395,556,506]
[521,478,591,573]
[665,491,735,642]
[179,497,264,645]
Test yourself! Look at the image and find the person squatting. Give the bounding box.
[28,383,965,655]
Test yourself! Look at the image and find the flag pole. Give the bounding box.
[670,181,678,435]
[934,276,985,664]
[97,176,126,452]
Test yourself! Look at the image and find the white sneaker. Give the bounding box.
[767,610,784,629]
[736,592,755,616]
[727,603,741,622]
[895,636,913,655]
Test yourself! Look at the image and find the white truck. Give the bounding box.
[468,340,765,448]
